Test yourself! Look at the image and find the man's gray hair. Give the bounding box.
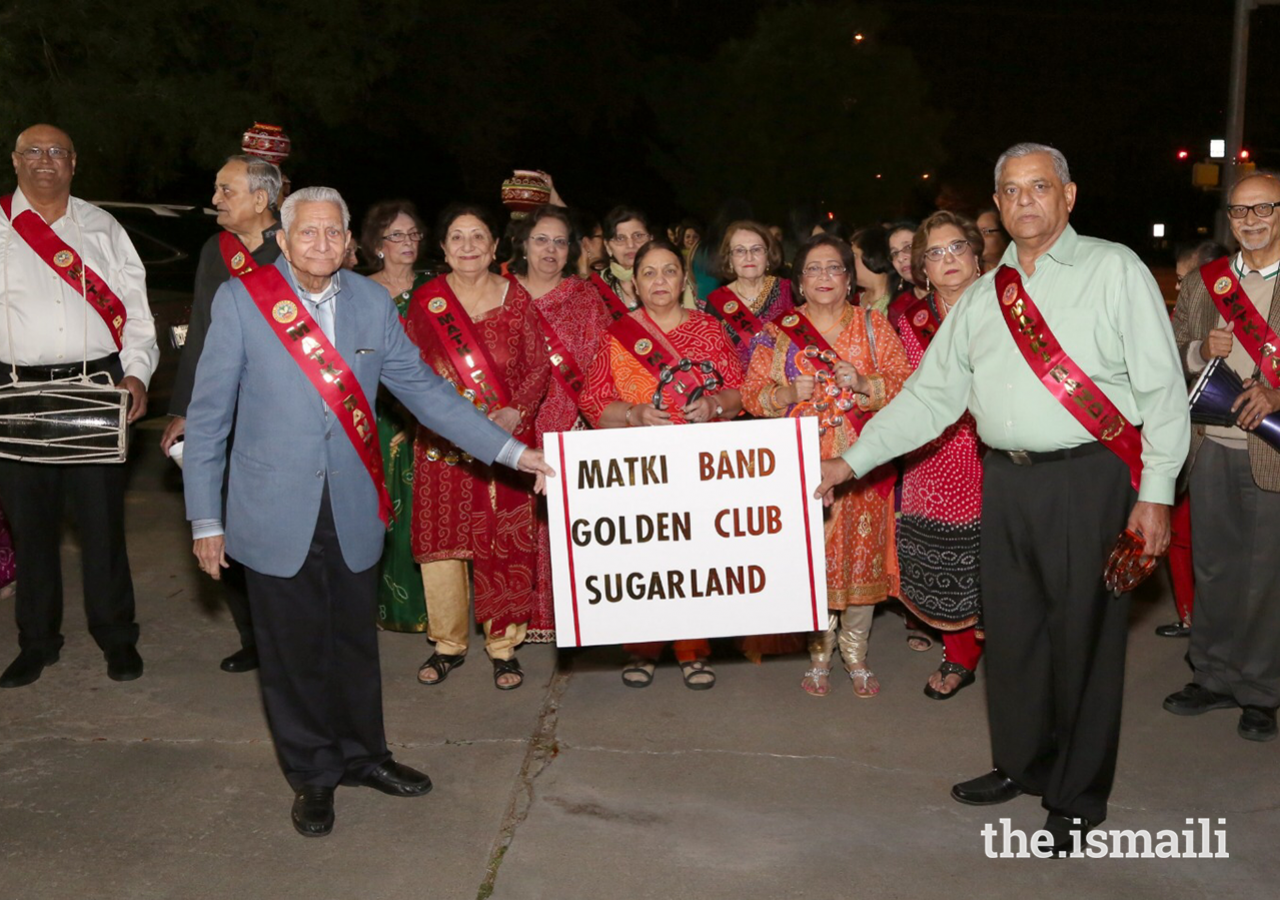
[994,143,1072,190]
[280,186,350,234]
[224,154,283,206]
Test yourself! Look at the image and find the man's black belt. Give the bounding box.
[996,441,1108,466]
[0,354,120,382]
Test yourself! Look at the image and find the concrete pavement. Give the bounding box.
[1,425,1276,900]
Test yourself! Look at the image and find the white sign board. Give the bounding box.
[545,417,828,647]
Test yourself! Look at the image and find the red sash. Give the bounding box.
[608,311,710,410]
[994,266,1143,491]
[1200,256,1280,389]
[537,307,587,402]
[241,266,392,525]
[218,231,257,278]
[590,271,633,324]
[902,296,940,349]
[705,280,769,347]
[411,281,512,414]
[1,193,127,350]
[774,308,895,497]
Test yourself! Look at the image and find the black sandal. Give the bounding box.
[492,657,524,691]
[923,660,975,700]
[418,651,466,685]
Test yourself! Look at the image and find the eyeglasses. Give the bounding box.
[922,240,973,262]
[1227,202,1277,219]
[17,146,72,160]
[979,227,1002,236]
[731,245,766,259]
[383,231,423,243]
[609,231,651,247]
[801,263,847,278]
[529,234,570,250]
[889,246,913,262]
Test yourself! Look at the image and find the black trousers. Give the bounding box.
[980,448,1134,824]
[243,486,390,790]
[1188,441,1280,708]
[220,558,254,649]
[0,457,138,655]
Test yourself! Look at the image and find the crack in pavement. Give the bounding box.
[475,656,574,900]
[0,735,530,749]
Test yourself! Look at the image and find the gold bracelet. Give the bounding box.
[624,403,636,426]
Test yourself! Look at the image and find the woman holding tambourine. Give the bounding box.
[579,239,744,690]
[742,234,911,699]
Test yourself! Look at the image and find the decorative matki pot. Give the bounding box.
[501,169,551,218]
[241,122,292,164]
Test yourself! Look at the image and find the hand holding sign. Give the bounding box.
[814,456,855,507]
[517,448,556,495]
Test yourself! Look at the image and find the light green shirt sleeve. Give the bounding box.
[1112,248,1190,504]
[842,226,1189,504]
[841,287,976,476]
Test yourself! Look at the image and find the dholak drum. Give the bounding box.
[1188,357,1280,452]
[0,376,129,463]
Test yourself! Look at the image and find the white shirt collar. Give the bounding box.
[1233,251,1280,280]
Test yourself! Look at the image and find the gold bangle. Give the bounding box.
[624,403,635,426]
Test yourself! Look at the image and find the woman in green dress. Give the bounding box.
[360,200,432,631]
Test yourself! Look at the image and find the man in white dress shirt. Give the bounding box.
[0,124,158,687]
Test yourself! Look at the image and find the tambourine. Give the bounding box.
[652,358,725,410]
[802,352,860,436]
[1103,529,1158,594]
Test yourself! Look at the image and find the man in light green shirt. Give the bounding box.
[817,143,1189,853]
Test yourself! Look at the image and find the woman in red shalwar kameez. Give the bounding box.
[511,205,611,643]
[579,240,744,690]
[743,236,911,698]
[407,205,550,690]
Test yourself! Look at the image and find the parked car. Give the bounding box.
[92,202,219,415]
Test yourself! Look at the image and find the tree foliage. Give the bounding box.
[0,0,944,226]
[645,2,948,224]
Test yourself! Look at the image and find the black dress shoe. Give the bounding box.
[1154,621,1190,638]
[353,760,433,797]
[105,646,143,682]
[1044,812,1097,857]
[1163,682,1236,716]
[950,770,1025,806]
[1238,706,1278,742]
[220,646,260,673]
[291,786,335,837]
[0,648,59,688]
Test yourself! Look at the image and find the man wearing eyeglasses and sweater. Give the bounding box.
[1165,171,1280,743]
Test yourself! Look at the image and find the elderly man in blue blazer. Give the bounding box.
[184,185,553,837]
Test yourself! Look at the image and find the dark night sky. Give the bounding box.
[7,0,1275,256]
[885,0,1278,250]
[398,0,1278,253]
